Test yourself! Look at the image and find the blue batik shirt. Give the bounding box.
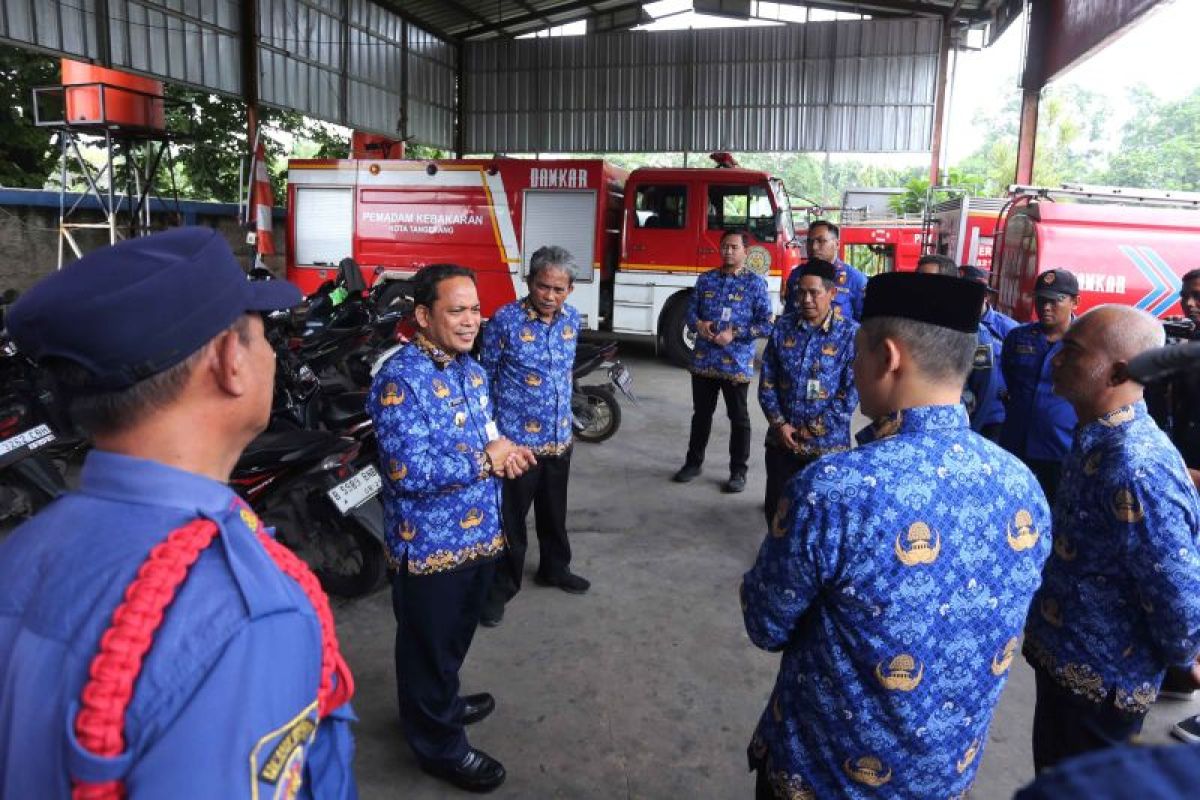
[1023,401,1200,716]
[742,405,1050,799]
[999,322,1078,461]
[0,451,356,800]
[686,267,773,383]
[480,297,578,457]
[783,258,867,321]
[368,334,505,576]
[758,310,859,458]
[966,306,1019,430]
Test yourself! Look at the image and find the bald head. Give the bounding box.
[1051,304,1165,421]
[1077,305,1165,362]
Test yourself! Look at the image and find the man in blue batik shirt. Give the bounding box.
[1022,304,1200,772]
[962,265,1018,441]
[368,264,536,793]
[742,272,1051,800]
[757,258,858,527]
[0,228,356,799]
[673,229,773,493]
[782,220,867,321]
[1000,268,1081,499]
[480,245,590,628]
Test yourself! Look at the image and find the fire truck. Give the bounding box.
[991,184,1200,322]
[285,150,802,365]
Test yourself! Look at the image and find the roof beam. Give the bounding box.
[460,0,608,38]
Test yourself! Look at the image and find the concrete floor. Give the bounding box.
[334,343,1200,799]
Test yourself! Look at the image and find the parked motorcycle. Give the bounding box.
[0,290,74,523]
[572,341,635,444]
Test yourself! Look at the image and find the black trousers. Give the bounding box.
[391,559,495,766]
[490,451,572,604]
[1032,668,1146,773]
[1027,458,1064,503]
[763,444,816,528]
[685,374,751,476]
[754,768,775,799]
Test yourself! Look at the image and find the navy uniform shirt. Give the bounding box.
[1016,741,1200,799]
[999,322,1078,461]
[966,306,1019,430]
[742,405,1050,799]
[480,297,578,457]
[1023,401,1200,716]
[0,451,357,799]
[782,258,867,321]
[687,267,773,383]
[368,334,505,576]
[758,310,859,458]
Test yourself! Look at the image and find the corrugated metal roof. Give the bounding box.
[382,0,992,40]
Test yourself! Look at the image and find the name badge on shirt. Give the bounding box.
[485,420,500,442]
[720,307,732,322]
[807,379,822,400]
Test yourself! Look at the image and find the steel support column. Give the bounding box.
[241,0,260,149]
[928,18,952,184]
[1014,87,1039,184]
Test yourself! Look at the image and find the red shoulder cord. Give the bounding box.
[71,517,355,800]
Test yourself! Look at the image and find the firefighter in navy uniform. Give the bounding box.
[782,220,867,321]
[962,265,1018,441]
[0,228,357,799]
[368,264,536,793]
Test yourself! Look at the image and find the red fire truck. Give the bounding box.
[991,184,1200,322]
[285,151,802,365]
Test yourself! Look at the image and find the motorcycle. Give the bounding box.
[572,341,636,444]
[0,290,74,523]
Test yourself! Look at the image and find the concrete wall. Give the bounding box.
[0,189,287,294]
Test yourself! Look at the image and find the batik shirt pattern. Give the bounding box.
[686,267,773,383]
[742,405,1050,799]
[758,310,859,458]
[1023,401,1200,715]
[783,258,868,321]
[368,335,504,576]
[481,298,578,457]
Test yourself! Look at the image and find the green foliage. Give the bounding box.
[1107,85,1200,190]
[0,50,58,188]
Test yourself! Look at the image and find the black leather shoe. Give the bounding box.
[420,747,506,793]
[534,570,591,595]
[461,692,495,725]
[672,463,702,482]
[479,601,504,628]
[723,474,746,493]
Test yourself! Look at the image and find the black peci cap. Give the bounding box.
[7,226,301,390]
[797,258,837,283]
[862,272,986,334]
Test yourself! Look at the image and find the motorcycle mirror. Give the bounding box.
[338,258,368,294]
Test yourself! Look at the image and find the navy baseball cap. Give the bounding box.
[7,226,301,389]
[961,265,998,293]
[1033,269,1079,301]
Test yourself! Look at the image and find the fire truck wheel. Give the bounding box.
[659,292,695,369]
[573,385,621,444]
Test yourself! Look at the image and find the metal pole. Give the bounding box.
[928,17,952,185]
[1015,88,1040,184]
[241,0,260,159]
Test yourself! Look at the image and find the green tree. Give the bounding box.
[0,49,58,187]
[1106,85,1200,190]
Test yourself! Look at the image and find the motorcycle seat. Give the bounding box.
[323,392,370,428]
[240,428,342,470]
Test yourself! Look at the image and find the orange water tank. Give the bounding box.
[61,60,164,130]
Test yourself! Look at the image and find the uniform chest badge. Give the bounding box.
[704,291,715,299]
[525,373,543,387]
[399,521,417,541]
[381,382,404,406]
[837,271,848,286]
[991,637,1018,676]
[973,345,991,368]
[252,703,318,800]
[782,336,797,349]
[843,756,891,787]
[894,521,940,566]
[520,327,536,342]
[821,343,838,356]
[562,325,576,340]
[729,293,744,302]
[460,508,484,529]
[874,654,923,691]
[389,460,408,480]
[470,372,485,388]
[1006,509,1040,551]
[525,419,542,433]
[432,378,450,398]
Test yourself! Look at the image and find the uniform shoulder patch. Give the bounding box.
[251,701,319,800]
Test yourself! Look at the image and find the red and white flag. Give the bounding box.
[251,142,276,256]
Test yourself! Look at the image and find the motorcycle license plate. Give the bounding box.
[327,465,382,514]
[611,363,632,392]
[0,424,55,461]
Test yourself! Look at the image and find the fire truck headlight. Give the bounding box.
[426,163,438,176]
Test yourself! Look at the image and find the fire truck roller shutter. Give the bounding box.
[294,188,354,267]
[521,189,598,328]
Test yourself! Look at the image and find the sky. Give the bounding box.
[532,0,1198,168]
